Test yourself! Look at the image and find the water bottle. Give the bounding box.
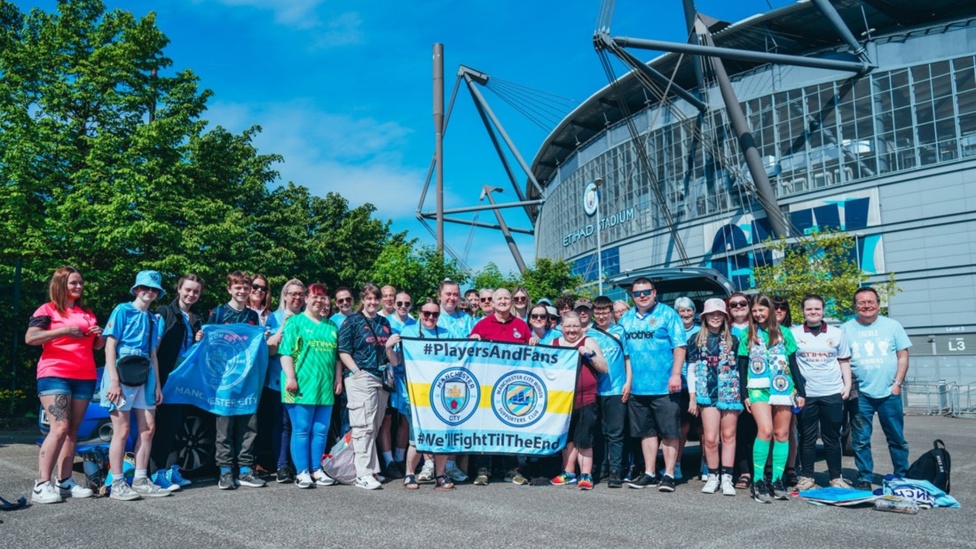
[874,497,919,515]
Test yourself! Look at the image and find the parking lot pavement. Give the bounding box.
[1,414,973,549]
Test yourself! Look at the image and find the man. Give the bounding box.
[617,278,687,492]
[575,299,593,330]
[207,271,264,491]
[330,286,356,328]
[589,296,632,488]
[432,279,473,483]
[379,285,397,317]
[379,291,415,479]
[841,287,911,490]
[478,288,495,317]
[554,295,575,326]
[469,288,531,485]
[465,289,481,317]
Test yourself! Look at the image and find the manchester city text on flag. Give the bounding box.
[401,338,578,455]
[162,324,269,416]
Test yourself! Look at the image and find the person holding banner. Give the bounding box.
[207,271,263,491]
[101,270,170,500]
[379,291,416,480]
[150,274,204,490]
[385,299,455,491]
[551,312,608,490]
[436,279,474,339]
[27,266,105,504]
[338,283,392,490]
[278,283,342,489]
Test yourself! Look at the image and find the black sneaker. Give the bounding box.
[855,480,872,491]
[627,473,657,489]
[751,478,773,503]
[784,469,799,489]
[607,471,622,489]
[771,478,788,500]
[276,465,294,484]
[237,469,267,488]
[382,461,404,480]
[658,475,676,493]
[218,470,236,490]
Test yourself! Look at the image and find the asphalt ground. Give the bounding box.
[1,414,972,549]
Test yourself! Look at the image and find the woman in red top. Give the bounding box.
[550,311,607,490]
[25,267,106,504]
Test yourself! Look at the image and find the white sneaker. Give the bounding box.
[58,477,94,499]
[110,480,142,501]
[312,469,336,486]
[295,471,314,489]
[721,474,736,496]
[702,474,720,494]
[445,463,468,483]
[32,480,63,504]
[355,475,382,490]
[417,461,435,483]
[131,477,172,498]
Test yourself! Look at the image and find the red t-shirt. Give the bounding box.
[469,314,531,344]
[30,302,98,380]
[556,336,598,408]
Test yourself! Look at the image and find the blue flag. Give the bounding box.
[162,324,268,416]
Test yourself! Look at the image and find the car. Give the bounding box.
[607,267,736,311]
[38,368,217,477]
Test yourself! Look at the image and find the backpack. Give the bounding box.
[81,446,110,494]
[906,439,951,494]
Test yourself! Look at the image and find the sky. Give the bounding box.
[15,0,791,275]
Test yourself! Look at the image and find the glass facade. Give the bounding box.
[537,48,976,261]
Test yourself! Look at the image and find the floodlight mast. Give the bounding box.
[433,43,445,257]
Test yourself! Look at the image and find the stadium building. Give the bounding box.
[527,0,976,382]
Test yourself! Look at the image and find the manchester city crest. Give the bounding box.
[492,371,547,427]
[204,327,253,391]
[430,368,480,426]
[772,374,790,392]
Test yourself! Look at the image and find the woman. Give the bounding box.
[248,274,273,326]
[150,274,204,490]
[771,295,799,487]
[527,303,558,345]
[738,294,805,503]
[267,279,306,483]
[673,297,700,481]
[512,287,531,321]
[612,300,630,323]
[26,267,105,504]
[337,283,392,490]
[792,294,852,490]
[727,292,756,490]
[279,283,343,489]
[686,299,742,496]
[101,270,171,500]
[385,299,455,490]
[550,312,608,490]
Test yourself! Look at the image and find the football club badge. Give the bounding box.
[430,368,480,425]
[772,374,790,392]
[492,371,547,427]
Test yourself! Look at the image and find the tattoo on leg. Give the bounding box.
[48,394,69,423]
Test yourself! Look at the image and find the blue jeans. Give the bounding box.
[286,404,333,473]
[851,394,910,483]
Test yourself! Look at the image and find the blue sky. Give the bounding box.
[17,0,789,274]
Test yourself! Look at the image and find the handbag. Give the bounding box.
[358,314,394,392]
[117,313,155,387]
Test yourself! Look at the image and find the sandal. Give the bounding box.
[735,474,752,490]
[434,474,455,491]
[403,474,419,490]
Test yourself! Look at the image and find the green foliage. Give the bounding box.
[465,257,584,303]
[367,238,468,303]
[470,263,516,292]
[0,0,395,414]
[752,229,899,320]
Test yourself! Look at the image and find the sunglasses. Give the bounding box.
[632,289,654,297]
[286,291,305,298]
[513,296,527,302]
[396,301,411,308]
[529,313,548,320]
[420,310,440,319]
[729,300,749,308]
[336,297,353,304]
[251,284,268,292]
[480,297,493,302]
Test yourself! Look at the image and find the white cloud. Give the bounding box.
[197,0,362,41]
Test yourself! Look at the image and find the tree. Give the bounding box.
[520,258,585,302]
[368,238,468,302]
[470,263,515,292]
[752,229,899,320]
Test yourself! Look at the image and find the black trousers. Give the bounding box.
[799,393,844,480]
[150,403,185,472]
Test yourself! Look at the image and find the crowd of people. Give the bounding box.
[27,266,912,504]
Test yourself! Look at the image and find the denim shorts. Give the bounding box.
[37,377,97,400]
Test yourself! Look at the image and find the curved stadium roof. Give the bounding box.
[527,0,976,215]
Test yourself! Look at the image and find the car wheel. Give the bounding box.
[174,413,216,476]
